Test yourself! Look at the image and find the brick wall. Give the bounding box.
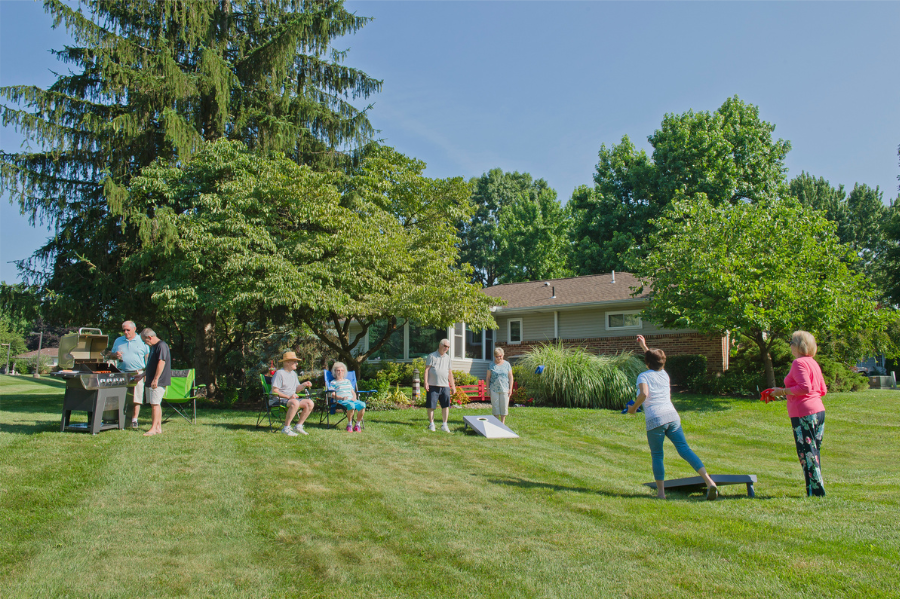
[497,332,727,372]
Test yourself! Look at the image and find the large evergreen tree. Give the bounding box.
[0,0,381,392]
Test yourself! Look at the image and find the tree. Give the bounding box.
[570,96,790,274]
[632,197,884,388]
[458,169,570,286]
[495,186,572,283]
[124,140,497,377]
[883,146,900,306]
[1,0,381,393]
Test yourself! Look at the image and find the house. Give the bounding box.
[14,347,60,368]
[353,272,727,379]
[480,272,729,372]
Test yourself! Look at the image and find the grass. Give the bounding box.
[1,375,898,598]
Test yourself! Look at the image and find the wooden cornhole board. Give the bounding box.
[462,415,519,438]
[644,474,757,497]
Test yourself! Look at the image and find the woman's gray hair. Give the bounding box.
[494,347,505,357]
[331,361,347,376]
[790,331,817,357]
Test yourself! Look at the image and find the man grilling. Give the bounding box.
[137,328,171,437]
[111,320,150,429]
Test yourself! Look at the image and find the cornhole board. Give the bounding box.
[644,474,757,497]
[463,415,519,438]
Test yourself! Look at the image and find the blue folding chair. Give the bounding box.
[319,369,376,428]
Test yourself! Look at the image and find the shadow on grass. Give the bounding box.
[1,421,62,435]
[483,475,649,499]
[2,375,66,391]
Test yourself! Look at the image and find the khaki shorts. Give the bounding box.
[131,371,145,404]
[145,385,166,405]
[490,390,510,416]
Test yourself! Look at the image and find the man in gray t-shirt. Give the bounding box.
[424,339,456,433]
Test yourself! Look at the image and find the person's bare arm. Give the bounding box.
[636,335,649,353]
[628,383,649,414]
[449,369,456,393]
[424,365,432,391]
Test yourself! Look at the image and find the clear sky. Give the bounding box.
[2,0,899,284]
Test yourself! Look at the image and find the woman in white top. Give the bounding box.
[628,335,718,500]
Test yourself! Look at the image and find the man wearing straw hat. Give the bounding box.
[271,351,314,436]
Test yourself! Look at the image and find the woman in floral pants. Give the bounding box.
[769,331,827,497]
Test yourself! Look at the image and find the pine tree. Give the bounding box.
[0,0,381,393]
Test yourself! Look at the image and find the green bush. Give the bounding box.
[453,370,478,386]
[515,342,645,410]
[360,358,426,386]
[666,354,707,387]
[816,355,869,392]
[691,338,869,395]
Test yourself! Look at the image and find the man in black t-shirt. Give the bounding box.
[138,328,172,436]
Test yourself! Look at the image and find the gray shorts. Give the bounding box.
[425,387,451,409]
[145,385,166,405]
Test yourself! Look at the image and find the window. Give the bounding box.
[408,322,445,359]
[508,319,523,344]
[465,324,482,359]
[484,328,494,360]
[367,320,404,360]
[605,311,642,330]
[453,323,464,358]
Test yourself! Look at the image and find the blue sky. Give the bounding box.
[2,0,899,284]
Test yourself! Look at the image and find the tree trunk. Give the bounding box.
[753,331,777,388]
[194,308,218,397]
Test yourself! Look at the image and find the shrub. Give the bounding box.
[692,338,869,395]
[515,342,645,410]
[367,384,413,411]
[450,387,471,406]
[453,370,478,386]
[508,386,532,405]
[360,358,426,386]
[666,354,707,387]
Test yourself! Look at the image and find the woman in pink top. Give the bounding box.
[769,331,827,497]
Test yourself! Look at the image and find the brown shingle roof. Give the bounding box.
[481,272,647,310]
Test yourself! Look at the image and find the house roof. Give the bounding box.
[14,347,59,360]
[481,272,647,312]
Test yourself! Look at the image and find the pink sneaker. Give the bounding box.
[346,424,353,432]
[353,424,361,432]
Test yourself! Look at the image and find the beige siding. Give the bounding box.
[451,359,489,379]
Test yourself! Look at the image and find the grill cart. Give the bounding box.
[55,328,141,434]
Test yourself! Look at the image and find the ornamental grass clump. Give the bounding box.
[516,343,645,410]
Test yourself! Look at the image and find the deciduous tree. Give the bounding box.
[570,96,790,274]
[124,140,496,377]
[633,197,883,388]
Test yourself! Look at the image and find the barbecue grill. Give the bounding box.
[55,328,141,434]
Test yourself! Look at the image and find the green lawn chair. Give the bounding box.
[162,369,204,424]
[256,373,288,430]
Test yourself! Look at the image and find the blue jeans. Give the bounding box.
[646,420,705,480]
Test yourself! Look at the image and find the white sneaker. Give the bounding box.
[281,426,298,437]
[428,422,436,432]
[440,423,451,433]
[294,423,308,435]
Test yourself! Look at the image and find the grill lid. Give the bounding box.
[58,328,110,370]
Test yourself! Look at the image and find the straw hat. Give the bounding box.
[279,351,301,363]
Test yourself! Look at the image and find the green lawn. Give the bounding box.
[1,375,898,598]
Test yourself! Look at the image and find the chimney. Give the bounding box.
[611,270,616,283]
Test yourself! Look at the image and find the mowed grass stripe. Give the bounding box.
[2,410,280,598]
[2,376,899,598]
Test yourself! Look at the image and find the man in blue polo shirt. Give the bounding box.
[111,320,150,428]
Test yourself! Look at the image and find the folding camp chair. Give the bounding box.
[256,373,313,430]
[256,374,286,430]
[319,369,376,428]
[162,369,204,424]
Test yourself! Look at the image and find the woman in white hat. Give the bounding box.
[271,351,314,436]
